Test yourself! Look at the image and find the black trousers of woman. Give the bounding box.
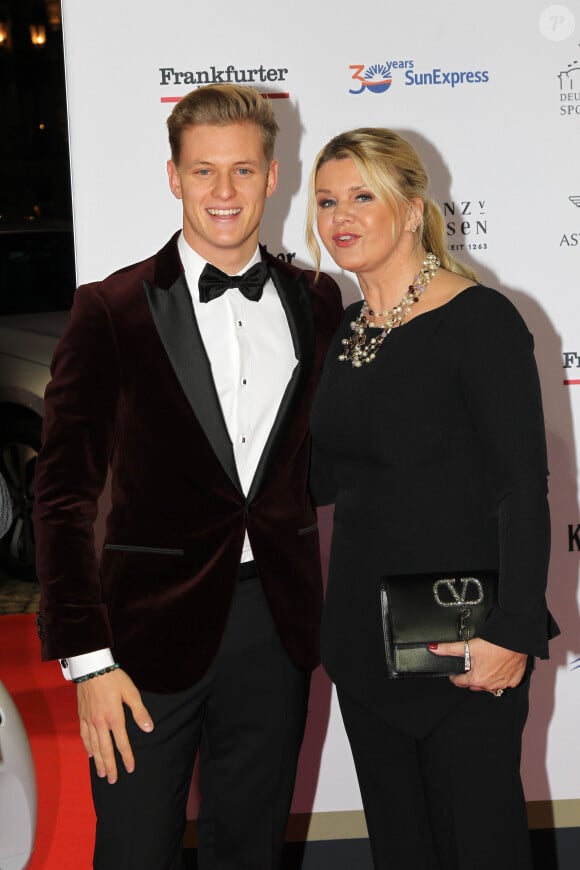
[338,676,532,870]
[90,573,310,870]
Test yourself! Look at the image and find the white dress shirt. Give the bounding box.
[61,233,297,680]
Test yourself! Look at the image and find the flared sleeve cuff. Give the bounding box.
[478,604,559,659]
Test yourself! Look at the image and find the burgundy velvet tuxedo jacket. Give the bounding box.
[34,233,342,693]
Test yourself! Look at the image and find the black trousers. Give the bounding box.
[338,675,532,870]
[90,574,310,870]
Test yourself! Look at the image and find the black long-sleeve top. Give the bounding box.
[311,285,558,736]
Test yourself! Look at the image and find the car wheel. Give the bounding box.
[0,415,42,581]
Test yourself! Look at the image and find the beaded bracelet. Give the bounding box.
[72,662,121,684]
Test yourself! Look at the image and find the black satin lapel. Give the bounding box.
[246,267,315,503]
[144,275,242,492]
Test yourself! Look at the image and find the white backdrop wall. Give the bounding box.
[61,0,580,826]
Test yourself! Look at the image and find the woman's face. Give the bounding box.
[315,157,408,279]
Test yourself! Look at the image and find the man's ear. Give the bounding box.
[167,160,183,200]
[265,159,279,199]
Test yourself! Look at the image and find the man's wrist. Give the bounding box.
[73,663,120,683]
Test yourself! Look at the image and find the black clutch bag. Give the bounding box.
[379,570,497,678]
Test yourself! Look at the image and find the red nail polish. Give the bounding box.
[427,642,438,650]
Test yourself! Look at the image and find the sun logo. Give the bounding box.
[349,63,393,94]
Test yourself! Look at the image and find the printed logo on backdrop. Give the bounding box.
[567,523,580,547]
[441,200,488,254]
[349,62,409,94]
[348,60,489,95]
[559,195,580,249]
[562,349,580,385]
[159,65,290,103]
[558,44,580,115]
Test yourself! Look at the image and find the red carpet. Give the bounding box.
[0,614,94,868]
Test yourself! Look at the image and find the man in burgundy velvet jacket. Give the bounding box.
[33,84,342,869]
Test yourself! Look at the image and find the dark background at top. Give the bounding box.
[0,0,71,223]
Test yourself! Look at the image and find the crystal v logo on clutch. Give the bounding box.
[432,577,484,608]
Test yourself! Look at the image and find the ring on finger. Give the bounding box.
[490,688,504,698]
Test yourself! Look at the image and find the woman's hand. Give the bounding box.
[428,637,528,693]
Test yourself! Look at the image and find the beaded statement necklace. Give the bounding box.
[338,252,440,368]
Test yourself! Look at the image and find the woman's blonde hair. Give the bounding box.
[306,127,478,281]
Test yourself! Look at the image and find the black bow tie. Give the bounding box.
[198,261,269,304]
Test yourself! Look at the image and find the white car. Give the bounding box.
[0,223,74,580]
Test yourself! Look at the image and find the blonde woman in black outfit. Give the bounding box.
[307,128,558,870]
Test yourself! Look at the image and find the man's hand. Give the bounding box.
[77,669,154,784]
[428,637,527,694]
